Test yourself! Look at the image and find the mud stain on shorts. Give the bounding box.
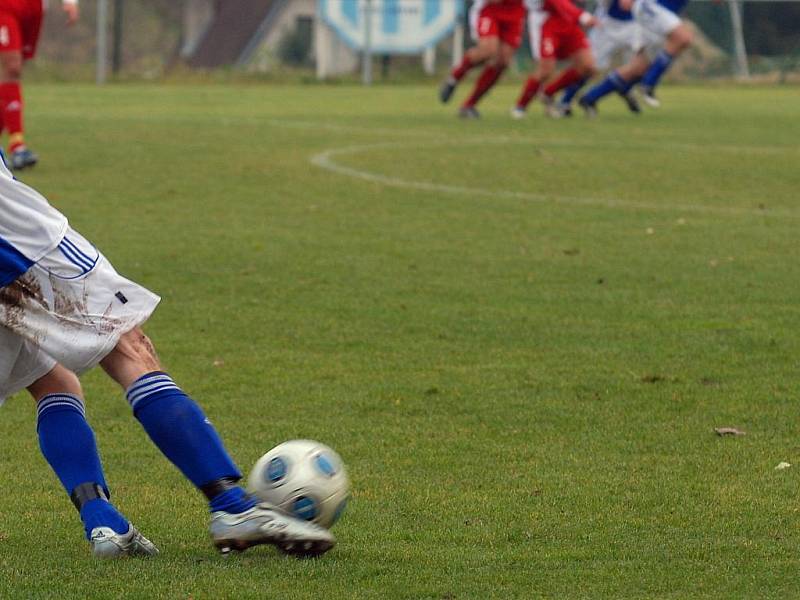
[0,274,45,334]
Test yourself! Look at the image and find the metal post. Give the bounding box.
[362,0,373,85]
[728,0,750,79]
[96,0,108,84]
[112,0,124,74]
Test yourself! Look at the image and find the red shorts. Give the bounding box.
[0,0,43,60]
[471,2,526,49]
[530,14,589,60]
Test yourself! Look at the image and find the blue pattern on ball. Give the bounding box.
[314,453,337,477]
[292,496,318,521]
[265,456,288,483]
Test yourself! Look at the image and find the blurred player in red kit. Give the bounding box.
[0,0,78,170]
[511,0,597,119]
[439,0,527,119]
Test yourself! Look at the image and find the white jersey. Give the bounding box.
[0,157,69,284]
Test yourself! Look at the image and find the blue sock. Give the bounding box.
[560,78,588,106]
[37,394,129,539]
[127,372,254,514]
[642,50,674,89]
[620,76,641,95]
[581,71,626,105]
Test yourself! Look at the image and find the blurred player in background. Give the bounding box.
[439,0,527,119]
[0,154,335,557]
[579,0,692,114]
[554,0,642,117]
[511,0,597,119]
[0,0,79,170]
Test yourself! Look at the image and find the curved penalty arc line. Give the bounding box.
[310,140,798,220]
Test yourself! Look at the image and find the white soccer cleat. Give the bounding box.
[640,86,661,108]
[90,525,159,559]
[510,106,527,120]
[542,95,562,119]
[210,503,336,558]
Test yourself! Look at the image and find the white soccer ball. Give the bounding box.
[247,439,350,529]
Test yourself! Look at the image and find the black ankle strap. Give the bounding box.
[70,482,109,511]
[200,476,241,501]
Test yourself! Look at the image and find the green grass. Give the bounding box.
[1,82,799,598]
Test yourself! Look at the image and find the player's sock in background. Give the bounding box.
[641,50,674,89]
[0,82,24,152]
[36,394,130,539]
[127,372,255,514]
[560,78,588,107]
[581,70,627,105]
[620,76,641,95]
[450,56,475,83]
[462,65,504,109]
[543,68,583,99]
[515,76,541,110]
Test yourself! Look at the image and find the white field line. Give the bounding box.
[310,140,799,219]
[271,119,798,157]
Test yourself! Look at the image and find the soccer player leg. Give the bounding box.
[101,328,336,555]
[28,365,139,547]
[99,329,255,516]
[640,19,691,94]
[442,7,498,104]
[513,13,553,114]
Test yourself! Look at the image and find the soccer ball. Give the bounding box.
[247,439,350,529]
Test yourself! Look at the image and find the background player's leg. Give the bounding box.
[28,364,132,541]
[0,51,27,160]
[514,58,555,114]
[640,23,692,104]
[440,36,497,104]
[100,328,255,515]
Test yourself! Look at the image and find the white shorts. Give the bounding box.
[633,0,681,54]
[590,15,642,70]
[0,227,161,404]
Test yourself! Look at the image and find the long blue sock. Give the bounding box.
[641,49,674,88]
[127,372,255,514]
[620,76,641,95]
[37,394,129,539]
[560,78,588,107]
[581,71,627,105]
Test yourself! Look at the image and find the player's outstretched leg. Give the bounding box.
[101,328,335,557]
[29,365,158,558]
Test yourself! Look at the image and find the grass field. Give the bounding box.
[1,81,799,598]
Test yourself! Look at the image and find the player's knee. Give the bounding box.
[671,25,692,51]
[0,54,23,81]
[27,364,82,402]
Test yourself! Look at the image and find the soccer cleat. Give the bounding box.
[620,91,641,114]
[558,103,573,118]
[210,503,335,558]
[10,147,38,171]
[510,106,527,120]
[542,95,562,119]
[439,78,457,104]
[578,98,598,119]
[640,86,661,108]
[458,106,480,120]
[90,525,159,559]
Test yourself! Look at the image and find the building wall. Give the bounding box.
[244,0,359,77]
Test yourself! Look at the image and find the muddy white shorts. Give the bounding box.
[0,227,160,404]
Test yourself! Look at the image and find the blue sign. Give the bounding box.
[318,0,463,54]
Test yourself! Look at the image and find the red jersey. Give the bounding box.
[525,0,584,23]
